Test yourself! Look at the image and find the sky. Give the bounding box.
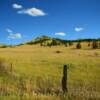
[0,0,100,44]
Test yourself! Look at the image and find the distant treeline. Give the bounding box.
[0,36,100,48]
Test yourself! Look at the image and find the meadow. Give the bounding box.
[0,43,100,100]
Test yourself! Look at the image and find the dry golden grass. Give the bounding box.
[0,44,100,99]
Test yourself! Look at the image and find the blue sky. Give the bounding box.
[0,0,100,44]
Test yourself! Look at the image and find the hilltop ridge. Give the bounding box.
[24,35,100,46]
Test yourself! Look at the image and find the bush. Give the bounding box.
[76,42,81,49]
[88,42,91,47]
[0,45,7,48]
[92,41,98,49]
[55,50,62,54]
[65,43,68,47]
[68,41,73,46]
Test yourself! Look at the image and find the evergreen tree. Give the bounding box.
[51,39,57,46]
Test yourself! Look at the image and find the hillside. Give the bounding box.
[14,35,100,50]
[25,35,66,46]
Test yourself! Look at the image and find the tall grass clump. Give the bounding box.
[0,59,9,75]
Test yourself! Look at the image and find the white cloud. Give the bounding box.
[6,28,13,33]
[17,8,47,17]
[55,32,66,36]
[6,28,22,39]
[12,3,23,9]
[8,33,22,39]
[75,27,84,32]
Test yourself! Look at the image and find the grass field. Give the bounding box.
[0,44,100,100]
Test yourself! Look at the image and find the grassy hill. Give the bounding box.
[18,35,100,50]
[25,35,66,46]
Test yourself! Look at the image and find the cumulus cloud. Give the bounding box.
[8,33,22,39]
[6,28,22,39]
[12,3,47,17]
[12,3,23,9]
[55,32,66,36]
[17,8,47,17]
[75,27,84,32]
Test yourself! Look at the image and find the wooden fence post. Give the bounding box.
[62,64,68,94]
[10,63,13,73]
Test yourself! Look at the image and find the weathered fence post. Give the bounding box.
[10,63,13,73]
[62,65,68,94]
